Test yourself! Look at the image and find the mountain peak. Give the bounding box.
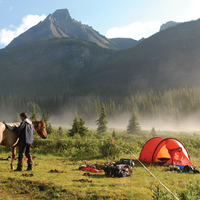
[160,21,180,31]
[52,9,71,20]
[7,8,118,49]
[49,9,73,28]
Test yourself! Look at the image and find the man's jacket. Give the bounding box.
[13,119,35,144]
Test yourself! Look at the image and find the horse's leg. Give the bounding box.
[11,146,17,170]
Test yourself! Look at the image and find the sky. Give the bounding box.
[0,0,200,49]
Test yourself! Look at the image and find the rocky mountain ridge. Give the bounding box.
[1,9,200,98]
[160,21,180,31]
[7,9,118,50]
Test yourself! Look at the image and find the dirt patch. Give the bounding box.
[22,173,34,177]
[49,169,65,173]
[83,172,92,176]
[73,179,92,183]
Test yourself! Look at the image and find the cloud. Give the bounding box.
[105,21,162,40]
[186,0,200,21]
[0,14,46,47]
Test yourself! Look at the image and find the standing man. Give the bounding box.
[13,112,35,171]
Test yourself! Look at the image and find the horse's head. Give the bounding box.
[32,119,47,139]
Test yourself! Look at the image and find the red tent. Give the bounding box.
[139,138,193,166]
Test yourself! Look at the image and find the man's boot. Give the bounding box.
[14,167,22,171]
[26,153,33,171]
[14,155,23,171]
[14,164,23,171]
[26,164,32,171]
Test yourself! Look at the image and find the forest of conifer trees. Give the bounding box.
[1,86,200,130]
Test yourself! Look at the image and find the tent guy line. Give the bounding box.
[113,143,179,200]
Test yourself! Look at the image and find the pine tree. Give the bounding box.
[150,127,156,137]
[127,109,140,134]
[69,111,88,137]
[69,111,79,137]
[94,96,101,115]
[30,104,37,121]
[112,130,118,139]
[78,116,88,137]
[96,103,108,133]
[123,97,131,113]
[41,109,50,127]
[58,125,63,135]
[46,123,53,134]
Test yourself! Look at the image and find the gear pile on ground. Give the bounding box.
[79,163,105,173]
[79,159,135,177]
[165,165,199,173]
[0,156,11,160]
[103,159,135,177]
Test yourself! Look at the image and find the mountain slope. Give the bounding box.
[2,13,200,98]
[110,38,145,49]
[77,19,200,90]
[7,9,118,50]
[0,38,114,95]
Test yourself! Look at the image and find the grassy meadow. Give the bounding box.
[0,130,200,199]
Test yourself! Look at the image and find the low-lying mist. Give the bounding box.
[2,107,200,133]
[34,111,200,132]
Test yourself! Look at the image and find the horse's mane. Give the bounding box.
[6,123,20,127]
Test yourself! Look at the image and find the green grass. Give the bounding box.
[0,152,200,200]
[0,130,200,199]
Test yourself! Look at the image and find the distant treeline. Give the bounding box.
[1,86,200,125]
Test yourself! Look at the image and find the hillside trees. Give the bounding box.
[62,86,70,108]
[2,86,200,129]
[13,113,20,123]
[0,95,41,122]
[41,109,50,127]
[30,104,38,121]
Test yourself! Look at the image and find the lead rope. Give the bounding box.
[113,143,179,200]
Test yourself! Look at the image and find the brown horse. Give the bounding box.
[0,119,47,169]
